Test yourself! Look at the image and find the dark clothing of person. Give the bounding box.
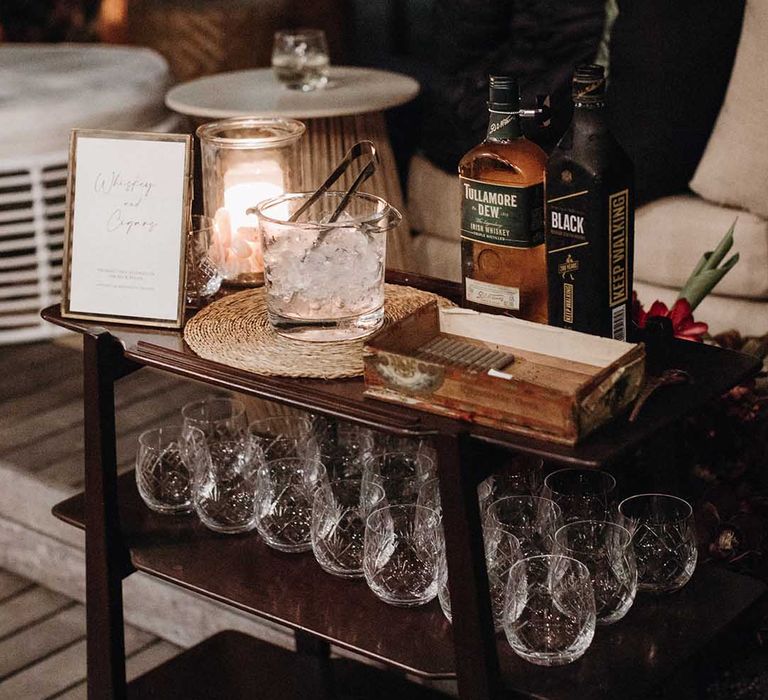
[420,0,606,170]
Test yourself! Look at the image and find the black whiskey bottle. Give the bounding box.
[545,64,634,340]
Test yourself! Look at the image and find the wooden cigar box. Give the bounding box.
[363,302,645,445]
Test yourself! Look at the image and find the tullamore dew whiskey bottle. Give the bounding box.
[460,76,548,323]
[545,64,634,340]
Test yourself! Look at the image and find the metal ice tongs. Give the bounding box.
[247,140,379,224]
[293,140,379,223]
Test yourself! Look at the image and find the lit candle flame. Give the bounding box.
[212,161,284,277]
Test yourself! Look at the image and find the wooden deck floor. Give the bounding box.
[0,567,181,699]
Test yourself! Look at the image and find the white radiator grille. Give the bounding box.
[0,152,68,343]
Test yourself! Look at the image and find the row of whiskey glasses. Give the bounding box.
[542,468,698,595]
[432,458,697,666]
[311,424,441,606]
[136,399,322,539]
[135,399,443,606]
[137,402,696,663]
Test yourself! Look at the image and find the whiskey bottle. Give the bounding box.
[459,76,548,323]
[545,64,634,340]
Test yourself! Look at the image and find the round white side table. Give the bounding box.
[166,66,420,270]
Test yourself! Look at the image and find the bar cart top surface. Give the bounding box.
[41,271,761,469]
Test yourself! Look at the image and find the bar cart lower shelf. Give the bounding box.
[56,471,766,700]
[126,629,452,699]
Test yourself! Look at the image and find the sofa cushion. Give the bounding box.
[690,0,768,218]
[607,0,745,206]
[634,195,768,300]
[0,45,171,158]
[406,153,461,281]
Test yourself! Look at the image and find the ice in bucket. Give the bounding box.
[255,191,401,341]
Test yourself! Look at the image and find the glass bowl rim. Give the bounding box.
[273,27,328,40]
[364,449,435,472]
[365,503,442,530]
[543,467,617,495]
[487,494,562,522]
[138,424,203,447]
[248,415,314,433]
[617,492,694,522]
[196,117,306,148]
[254,190,401,230]
[180,396,247,422]
[314,478,386,504]
[553,519,633,551]
[508,552,592,579]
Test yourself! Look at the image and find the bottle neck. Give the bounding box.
[486,108,522,142]
[571,100,607,131]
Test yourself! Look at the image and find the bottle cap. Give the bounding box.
[572,64,606,103]
[488,75,520,112]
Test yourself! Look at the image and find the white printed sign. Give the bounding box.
[62,130,192,328]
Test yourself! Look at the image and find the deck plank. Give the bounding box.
[0,369,199,462]
[0,639,88,700]
[0,374,82,425]
[0,605,84,680]
[0,344,81,402]
[4,377,214,480]
[49,681,86,700]
[125,640,183,683]
[0,393,84,453]
[0,603,156,700]
[0,587,70,640]
[50,639,182,700]
[0,567,180,700]
[38,381,217,489]
[0,571,30,602]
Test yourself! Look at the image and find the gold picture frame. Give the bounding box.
[61,129,193,329]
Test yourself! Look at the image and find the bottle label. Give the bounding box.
[465,278,520,310]
[487,110,522,141]
[608,189,630,307]
[460,177,544,248]
[546,185,632,340]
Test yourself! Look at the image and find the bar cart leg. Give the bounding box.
[436,429,505,700]
[83,332,129,700]
[294,631,334,700]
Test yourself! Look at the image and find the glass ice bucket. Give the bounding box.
[255,191,401,341]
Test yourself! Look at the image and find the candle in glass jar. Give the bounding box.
[213,160,284,276]
[197,117,305,285]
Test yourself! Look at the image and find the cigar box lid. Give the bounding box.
[437,307,636,368]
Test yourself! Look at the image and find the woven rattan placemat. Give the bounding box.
[183,284,454,379]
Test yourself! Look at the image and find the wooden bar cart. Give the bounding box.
[43,272,766,700]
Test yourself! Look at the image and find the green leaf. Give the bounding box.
[679,253,740,311]
[705,218,737,270]
[677,220,739,311]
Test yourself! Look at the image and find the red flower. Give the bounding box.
[632,293,708,342]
